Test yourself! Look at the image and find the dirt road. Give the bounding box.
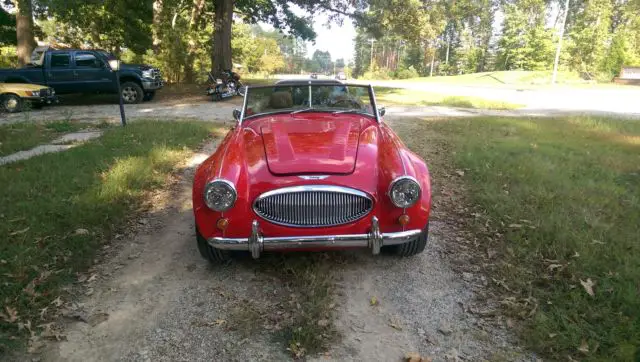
[0,93,240,125]
[35,122,530,362]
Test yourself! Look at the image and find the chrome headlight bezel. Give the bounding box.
[203,179,237,212]
[141,69,154,79]
[388,176,421,208]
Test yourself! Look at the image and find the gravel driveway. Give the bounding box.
[34,126,529,362]
[0,94,240,125]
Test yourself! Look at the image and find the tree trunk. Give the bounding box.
[15,0,37,66]
[152,0,163,55]
[212,0,233,74]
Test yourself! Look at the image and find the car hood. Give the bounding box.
[119,63,154,71]
[0,83,46,92]
[259,116,361,175]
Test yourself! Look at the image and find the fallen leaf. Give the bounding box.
[74,228,89,235]
[88,312,109,326]
[51,296,63,307]
[548,333,557,338]
[370,296,378,306]
[317,319,329,327]
[389,320,402,331]
[572,252,580,258]
[2,306,18,323]
[10,227,30,236]
[578,340,589,354]
[214,319,226,326]
[580,278,595,296]
[547,264,564,271]
[508,224,523,228]
[455,170,465,177]
[405,352,433,362]
[86,273,98,283]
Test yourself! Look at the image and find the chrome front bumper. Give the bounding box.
[208,216,422,259]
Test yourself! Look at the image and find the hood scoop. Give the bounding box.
[260,117,361,175]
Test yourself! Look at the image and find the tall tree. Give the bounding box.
[14,0,37,66]
[567,0,613,76]
[211,0,365,73]
[496,0,554,71]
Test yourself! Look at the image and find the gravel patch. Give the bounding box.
[0,130,102,165]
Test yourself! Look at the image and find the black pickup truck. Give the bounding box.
[0,49,163,103]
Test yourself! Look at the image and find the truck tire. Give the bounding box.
[120,82,143,104]
[383,223,429,257]
[196,226,232,264]
[143,91,156,102]
[2,94,23,113]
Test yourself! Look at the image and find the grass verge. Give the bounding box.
[0,120,217,353]
[0,121,89,156]
[374,87,523,110]
[394,115,640,360]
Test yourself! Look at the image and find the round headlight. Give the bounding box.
[389,176,421,208]
[203,180,237,212]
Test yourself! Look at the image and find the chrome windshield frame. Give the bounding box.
[238,81,380,124]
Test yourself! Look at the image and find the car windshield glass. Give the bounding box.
[96,50,116,60]
[243,84,375,119]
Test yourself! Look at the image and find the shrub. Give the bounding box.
[394,66,419,79]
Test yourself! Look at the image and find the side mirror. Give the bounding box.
[379,106,386,117]
[232,109,241,121]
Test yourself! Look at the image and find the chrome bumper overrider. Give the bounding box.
[208,216,422,259]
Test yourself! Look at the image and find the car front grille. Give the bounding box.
[253,185,373,227]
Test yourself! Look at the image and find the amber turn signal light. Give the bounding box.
[398,214,410,226]
[216,218,229,231]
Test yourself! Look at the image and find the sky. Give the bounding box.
[259,8,356,63]
[304,13,356,63]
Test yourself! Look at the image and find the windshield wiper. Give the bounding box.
[332,109,370,115]
[290,107,315,114]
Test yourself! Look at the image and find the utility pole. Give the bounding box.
[369,39,376,70]
[552,0,570,84]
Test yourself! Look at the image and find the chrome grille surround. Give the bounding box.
[253,185,374,227]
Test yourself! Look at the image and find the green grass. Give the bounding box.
[396,70,633,89]
[0,121,88,156]
[375,87,523,110]
[395,116,640,360]
[0,121,218,353]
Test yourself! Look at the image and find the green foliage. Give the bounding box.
[360,68,393,80]
[0,7,16,46]
[394,66,419,79]
[567,0,613,76]
[0,46,18,67]
[496,0,554,71]
[42,0,153,54]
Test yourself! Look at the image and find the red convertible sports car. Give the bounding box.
[193,80,431,262]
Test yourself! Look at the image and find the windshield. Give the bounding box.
[96,50,117,60]
[243,84,376,119]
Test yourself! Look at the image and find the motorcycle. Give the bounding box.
[206,70,245,101]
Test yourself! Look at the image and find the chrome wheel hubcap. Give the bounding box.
[122,87,137,102]
[5,98,18,110]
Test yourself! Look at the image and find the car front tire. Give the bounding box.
[143,91,156,102]
[196,226,231,264]
[384,223,429,257]
[2,94,22,113]
[120,82,144,104]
